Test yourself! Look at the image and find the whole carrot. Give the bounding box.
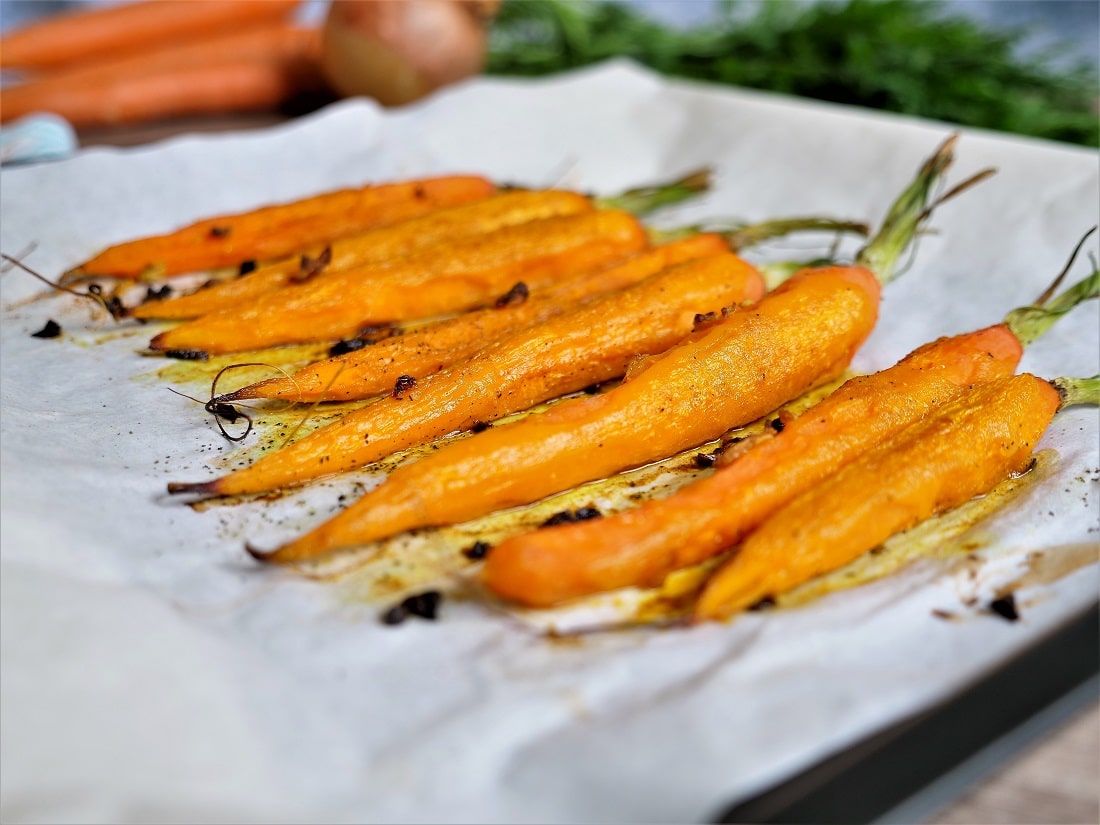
[220,233,731,403]
[693,373,1099,621]
[0,0,302,71]
[215,216,864,402]
[481,264,1099,606]
[170,250,766,497]
[70,175,496,281]
[148,209,650,354]
[130,169,713,318]
[244,136,962,563]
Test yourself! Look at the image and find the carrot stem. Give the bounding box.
[1004,267,1099,346]
[1053,375,1100,407]
[595,167,712,214]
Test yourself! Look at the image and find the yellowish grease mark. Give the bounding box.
[777,449,1061,608]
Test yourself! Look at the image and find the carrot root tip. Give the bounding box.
[166,480,218,496]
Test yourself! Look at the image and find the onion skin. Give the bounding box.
[321,0,489,106]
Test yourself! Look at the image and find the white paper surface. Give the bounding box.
[1,62,1098,824]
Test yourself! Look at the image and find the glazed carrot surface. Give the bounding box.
[148,210,649,354]
[254,263,881,562]
[0,0,302,71]
[170,250,764,498]
[480,265,1100,606]
[693,373,1064,621]
[73,175,496,280]
[130,188,593,318]
[222,233,731,403]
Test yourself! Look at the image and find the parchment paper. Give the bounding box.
[1,62,1098,824]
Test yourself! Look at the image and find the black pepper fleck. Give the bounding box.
[31,319,61,339]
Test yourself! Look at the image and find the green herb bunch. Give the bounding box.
[487,0,1099,147]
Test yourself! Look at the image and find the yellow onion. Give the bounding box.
[320,0,495,107]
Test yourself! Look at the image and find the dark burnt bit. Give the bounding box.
[238,259,257,276]
[208,225,232,238]
[541,507,602,527]
[31,319,62,339]
[989,593,1019,622]
[164,349,209,361]
[694,449,721,468]
[770,417,786,433]
[85,284,125,320]
[392,374,417,398]
[208,402,243,424]
[143,284,172,303]
[747,595,776,612]
[692,311,718,331]
[470,420,491,433]
[291,247,332,283]
[462,540,491,560]
[380,590,443,625]
[582,383,602,395]
[329,337,368,356]
[495,281,529,308]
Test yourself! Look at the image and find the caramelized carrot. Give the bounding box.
[244,136,960,563]
[70,175,496,281]
[148,210,649,354]
[0,0,301,71]
[481,266,1098,606]
[130,189,593,318]
[131,170,713,318]
[693,373,1098,621]
[169,250,765,497]
[220,233,731,403]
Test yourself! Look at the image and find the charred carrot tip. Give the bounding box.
[244,542,279,563]
[166,480,218,496]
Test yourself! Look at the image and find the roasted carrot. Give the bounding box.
[130,170,713,318]
[169,250,765,497]
[69,175,496,281]
[215,216,866,402]
[0,0,302,72]
[220,233,732,403]
[693,373,1099,621]
[243,136,960,563]
[481,265,1099,606]
[148,209,650,354]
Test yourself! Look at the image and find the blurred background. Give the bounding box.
[1,0,1098,158]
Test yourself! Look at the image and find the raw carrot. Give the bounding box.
[169,250,765,497]
[244,136,959,563]
[130,169,713,317]
[693,373,1099,621]
[1,54,325,129]
[220,233,732,403]
[0,0,302,72]
[71,175,496,281]
[481,265,1098,606]
[148,209,650,354]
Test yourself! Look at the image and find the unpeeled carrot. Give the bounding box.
[71,175,496,281]
[148,210,650,354]
[242,137,959,564]
[170,250,765,497]
[479,264,1099,606]
[693,373,1097,621]
[219,233,731,403]
[0,0,302,72]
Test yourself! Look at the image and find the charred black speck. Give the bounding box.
[748,595,776,611]
[380,590,443,625]
[495,281,529,308]
[329,337,367,356]
[582,383,602,395]
[542,507,602,527]
[392,374,417,397]
[164,349,209,361]
[210,402,242,424]
[238,259,257,276]
[770,418,786,433]
[989,593,1019,622]
[470,420,491,433]
[31,319,61,339]
[462,541,491,560]
[208,225,231,238]
[143,284,172,302]
[694,451,719,468]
